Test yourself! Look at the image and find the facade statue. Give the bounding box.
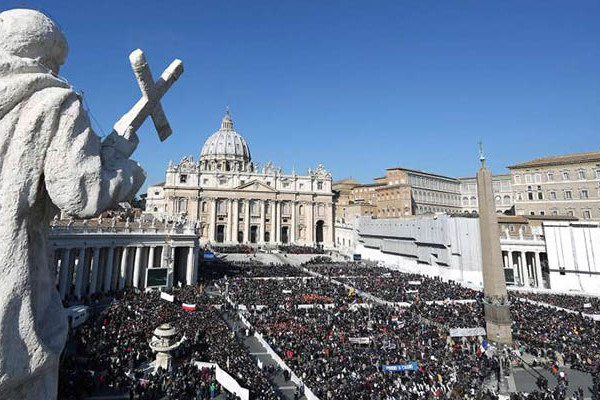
[0,9,182,399]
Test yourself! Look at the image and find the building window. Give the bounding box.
[566,210,574,217]
[547,173,554,182]
[550,191,556,200]
[240,180,245,185]
[537,186,543,200]
[564,190,572,200]
[180,174,187,183]
[203,178,208,184]
[551,210,558,216]
[527,186,534,200]
[534,173,541,183]
[583,210,592,219]
[514,175,521,184]
[578,170,585,180]
[317,181,323,190]
[525,174,532,184]
[219,178,227,185]
[596,169,600,179]
[154,191,160,196]
[581,189,589,199]
[540,211,545,216]
[530,211,535,216]
[562,171,569,180]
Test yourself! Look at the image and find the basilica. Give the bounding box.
[145,109,335,248]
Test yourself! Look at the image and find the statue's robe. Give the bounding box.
[0,50,144,399]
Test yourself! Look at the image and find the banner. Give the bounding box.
[408,281,422,285]
[584,303,592,309]
[382,362,418,372]
[160,292,175,302]
[282,290,292,294]
[182,303,196,311]
[449,327,486,337]
[349,337,370,345]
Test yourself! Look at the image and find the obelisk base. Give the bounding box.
[484,303,513,345]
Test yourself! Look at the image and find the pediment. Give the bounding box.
[235,180,277,192]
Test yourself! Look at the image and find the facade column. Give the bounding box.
[186,246,195,285]
[226,199,233,242]
[89,247,101,295]
[59,248,72,300]
[276,202,282,244]
[133,246,143,288]
[260,201,266,243]
[74,246,86,299]
[534,252,543,288]
[244,200,251,243]
[291,201,297,244]
[270,201,277,244]
[307,202,314,245]
[209,198,217,242]
[103,247,115,293]
[119,247,129,290]
[232,201,239,243]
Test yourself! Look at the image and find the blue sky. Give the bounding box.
[5,1,600,191]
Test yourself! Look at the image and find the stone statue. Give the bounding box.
[0,9,182,399]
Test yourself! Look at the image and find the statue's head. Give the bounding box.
[0,9,68,73]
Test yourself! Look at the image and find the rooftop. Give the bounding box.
[507,151,600,169]
[386,167,459,182]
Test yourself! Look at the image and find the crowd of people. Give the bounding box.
[278,245,325,254]
[513,292,600,313]
[59,287,279,400]
[58,255,600,400]
[305,262,480,302]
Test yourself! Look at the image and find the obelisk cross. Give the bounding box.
[113,49,183,142]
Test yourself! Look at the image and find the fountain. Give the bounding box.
[149,323,183,372]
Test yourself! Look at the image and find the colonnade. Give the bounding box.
[51,244,199,301]
[502,250,547,288]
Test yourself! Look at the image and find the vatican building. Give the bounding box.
[145,109,335,248]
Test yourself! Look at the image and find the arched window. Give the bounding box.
[299,204,304,216]
[201,202,207,213]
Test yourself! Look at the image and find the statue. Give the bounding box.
[0,9,183,399]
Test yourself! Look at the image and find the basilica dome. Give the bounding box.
[200,109,251,170]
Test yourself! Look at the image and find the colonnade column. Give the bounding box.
[244,200,250,243]
[534,252,543,288]
[133,246,143,288]
[59,248,72,300]
[260,201,266,243]
[291,201,297,244]
[89,247,101,295]
[103,247,115,293]
[74,246,86,299]
[270,201,277,244]
[186,246,195,285]
[119,247,129,290]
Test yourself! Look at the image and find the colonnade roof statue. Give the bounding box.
[0,8,183,399]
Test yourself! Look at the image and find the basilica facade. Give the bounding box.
[145,110,334,248]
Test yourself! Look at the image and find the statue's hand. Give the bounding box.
[102,127,139,159]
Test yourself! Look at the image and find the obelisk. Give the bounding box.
[476,144,512,345]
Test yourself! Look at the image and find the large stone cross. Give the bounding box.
[113,49,183,141]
